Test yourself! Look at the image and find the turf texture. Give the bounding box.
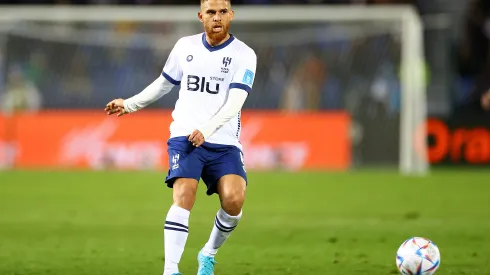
[0,170,489,274]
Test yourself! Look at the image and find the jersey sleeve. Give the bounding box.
[161,39,183,85]
[229,50,257,93]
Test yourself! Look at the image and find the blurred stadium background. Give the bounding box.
[1,0,490,274]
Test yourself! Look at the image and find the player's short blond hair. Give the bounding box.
[201,0,230,3]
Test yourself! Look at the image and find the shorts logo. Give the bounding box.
[187,55,193,62]
[172,154,180,170]
[243,69,254,86]
[240,152,246,172]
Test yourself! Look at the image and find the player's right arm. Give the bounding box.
[105,39,184,116]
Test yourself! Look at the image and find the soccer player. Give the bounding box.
[104,0,256,274]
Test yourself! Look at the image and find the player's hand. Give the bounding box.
[482,90,490,111]
[188,130,205,147]
[105,98,127,117]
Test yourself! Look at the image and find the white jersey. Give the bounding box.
[162,33,257,150]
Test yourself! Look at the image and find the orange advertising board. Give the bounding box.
[0,115,4,140]
[423,117,490,164]
[0,114,17,168]
[0,110,350,170]
[0,114,6,167]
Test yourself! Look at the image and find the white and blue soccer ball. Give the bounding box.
[396,237,440,275]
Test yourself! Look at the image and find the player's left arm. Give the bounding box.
[188,50,257,147]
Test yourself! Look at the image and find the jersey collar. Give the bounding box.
[202,33,235,52]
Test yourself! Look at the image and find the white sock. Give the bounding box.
[163,205,190,275]
[202,208,242,257]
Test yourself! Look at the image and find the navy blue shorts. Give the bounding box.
[165,136,247,196]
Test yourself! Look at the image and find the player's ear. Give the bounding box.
[198,11,204,23]
[229,9,234,21]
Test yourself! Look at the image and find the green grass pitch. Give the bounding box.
[1,169,489,274]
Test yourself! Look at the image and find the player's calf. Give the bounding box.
[163,178,198,275]
[198,206,242,275]
[201,175,246,259]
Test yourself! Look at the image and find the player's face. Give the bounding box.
[198,0,234,44]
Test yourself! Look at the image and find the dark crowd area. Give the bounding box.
[0,0,416,5]
[1,0,490,119]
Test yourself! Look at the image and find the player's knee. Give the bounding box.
[172,178,198,211]
[218,175,246,216]
[221,192,245,216]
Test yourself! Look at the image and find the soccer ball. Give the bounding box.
[396,237,440,275]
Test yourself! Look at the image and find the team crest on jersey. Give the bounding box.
[223,57,232,67]
[186,55,193,62]
[221,57,232,73]
[243,69,254,86]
